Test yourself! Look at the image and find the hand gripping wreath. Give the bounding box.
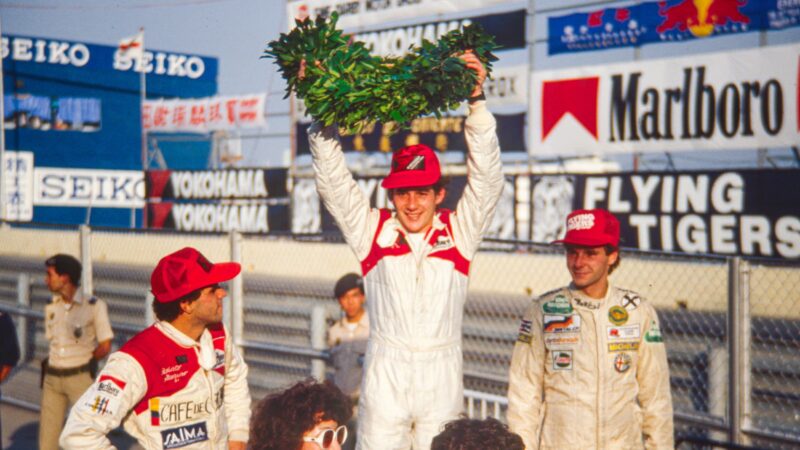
[263,13,499,133]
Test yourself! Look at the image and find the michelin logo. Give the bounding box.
[161,422,208,449]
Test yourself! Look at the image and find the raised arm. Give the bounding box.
[308,123,378,260]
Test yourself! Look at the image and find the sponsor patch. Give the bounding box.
[213,349,225,369]
[573,297,600,309]
[85,395,115,416]
[567,213,594,231]
[542,295,573,314]
[151,398,161,426]
[517,319,533,344]
[614,352,632,373]
[621,292,641,310]
[162,364,190,383]
[552,351,573,371]
[645,320,664,343]
[608,305,628,325]
[161,422,209,449]
[431,235,454,251]
[175,355,188,364]
[608,342,640,352]
[545,335,579,348]
[607,325,640,340]
[543,314,581,334]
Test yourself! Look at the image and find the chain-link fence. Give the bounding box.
[0,225,798,447]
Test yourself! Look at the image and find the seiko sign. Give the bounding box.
[2,35,214,81]
[531,43,800,156]
[34,168,145,208]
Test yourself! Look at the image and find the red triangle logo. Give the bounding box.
[542,77,600,141]
[147,170,172,199]
[148,203,173,229]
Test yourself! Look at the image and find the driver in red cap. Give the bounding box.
[507,209,674,449]
[308,51,503,449]
[61,247,252,450]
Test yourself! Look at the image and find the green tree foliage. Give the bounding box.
[263,13,498,133]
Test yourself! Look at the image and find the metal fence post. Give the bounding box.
[145,292,155,327]
[310,305,327,381]
[739,260,752,444]
[229,231,243,348]
[728,257,751,445]
[79,224,93,297]
[16,273,31,362]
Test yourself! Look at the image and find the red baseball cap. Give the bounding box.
[150,247,241,303]
[381,144,441,189]
[553,209,620,247]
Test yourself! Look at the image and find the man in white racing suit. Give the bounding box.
[60,247,251,450]
[308,51,503,449]
[507,209,674,449]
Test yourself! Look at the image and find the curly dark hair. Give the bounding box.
[431,417,524,450]
[250,379,352,450]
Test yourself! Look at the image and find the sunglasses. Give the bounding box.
[302,425,348,449]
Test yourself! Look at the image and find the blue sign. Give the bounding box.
[548,0,800,55]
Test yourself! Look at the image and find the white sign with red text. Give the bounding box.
[142,94,266,133]
[287,0,523,30]
[530,43,800,157]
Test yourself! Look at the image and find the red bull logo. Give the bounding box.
[658,0,750,37]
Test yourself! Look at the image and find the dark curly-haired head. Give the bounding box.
[431,417,524,450]
[250,379,352,450]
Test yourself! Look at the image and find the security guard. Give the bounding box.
[40,254,113,450]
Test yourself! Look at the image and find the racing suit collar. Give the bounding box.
[568,282,613,308]
[156,321,217,370]
[388,210,447,237]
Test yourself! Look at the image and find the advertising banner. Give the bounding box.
[292,168,800,259]
[145,168,290,233]
[530,43,800,157]
[142,94,266,133]
[287,0,525,30]
[2,35,217,82]
[548,0,800,55]
[2,151,35,221]
[34,168,145,208]
[295,113,525,154]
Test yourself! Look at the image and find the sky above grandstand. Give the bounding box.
[1,0,284,96]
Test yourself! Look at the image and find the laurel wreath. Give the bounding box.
[263,13,498,133]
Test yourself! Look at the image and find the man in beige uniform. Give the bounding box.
[40,254,113,450]
[507,209,673,449]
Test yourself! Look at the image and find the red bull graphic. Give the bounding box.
[548,0,797,55]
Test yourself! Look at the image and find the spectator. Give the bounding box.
[431,417,524,450]
[0,311,21,445]
[40,254,113,450]
[250,379,352,450]
[507,209,673,449]
[60,247,251,449]
[328,273,368,450]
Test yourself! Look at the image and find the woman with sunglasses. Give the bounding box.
[251,379,352,450]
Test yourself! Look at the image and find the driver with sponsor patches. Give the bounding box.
[60,247,251,450]
[507,209,673,449]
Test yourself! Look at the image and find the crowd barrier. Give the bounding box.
[0,224,798,448]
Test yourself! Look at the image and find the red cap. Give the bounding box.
[150,247,241,303]
[381,144,441,189]
[553,209,620,247]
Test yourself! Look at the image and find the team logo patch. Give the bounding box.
[545,335,579,348]
[161,422,209,449]
[542,295,573,314]
[517,319,533,344]
[543,314,581,334]
[213,349,225,369]
[607,325,640,340]
[608,342,640,352]
[552,351,573,371]
[645,320,664,343]
[567,213,594,231]
[622,292,641,310]
[608,306,628,325]
[614,353,632,373]
[85,395,114,416]
[431,235,454,251]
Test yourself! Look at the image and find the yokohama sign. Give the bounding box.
[530,43,800,156]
